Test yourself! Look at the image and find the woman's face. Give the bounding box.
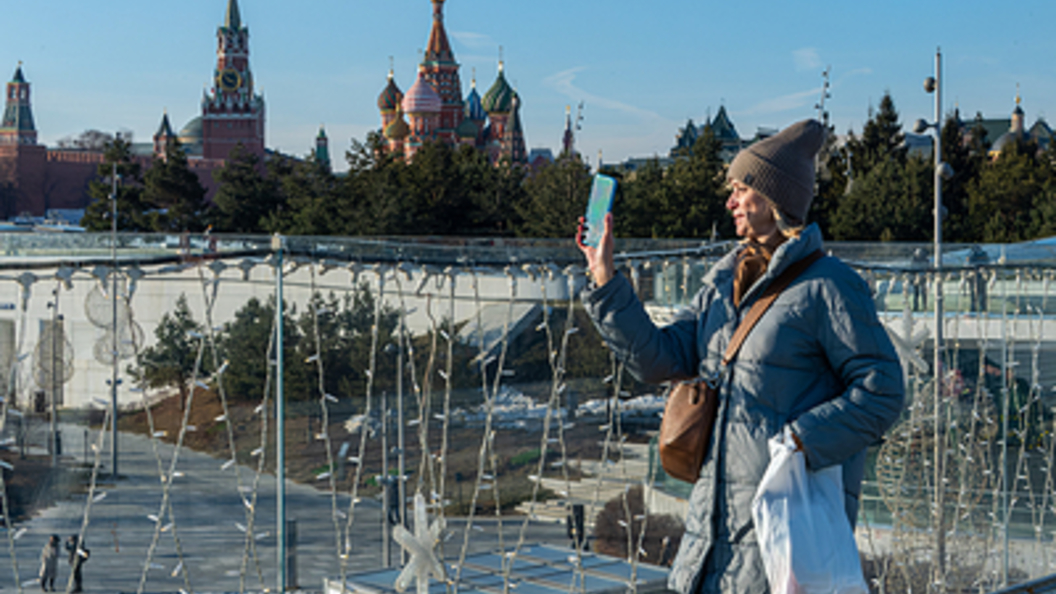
[726,181,777,240]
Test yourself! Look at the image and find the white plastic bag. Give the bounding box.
[751,428,868,594]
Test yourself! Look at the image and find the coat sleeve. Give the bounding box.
[789,275,905,470]
[582,272,704,384]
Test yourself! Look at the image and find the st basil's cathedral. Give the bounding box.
[378,0,527,165]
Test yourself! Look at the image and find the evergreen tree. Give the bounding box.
[515,153,592,238]
[657,127,731,239]
[613,160,662,238]
[263,154,340,235]
[830,154,932,241]
[938,112,985,242]
[209,144,283,233]
[80,138,151,232]
[218,296,301,402]
[616,128,730,239]
[143,139,207,232]
[810,123,846,237]
[131,295,209,411]
[847,92,907,173]
[967,139,1049,242]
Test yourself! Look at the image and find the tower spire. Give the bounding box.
[225,0,241,30]
[562,105,574,156]
[424,0,453,63]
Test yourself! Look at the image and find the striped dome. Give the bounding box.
[401,70,442,114]
[482,64,515,114]
[377,73,403,112]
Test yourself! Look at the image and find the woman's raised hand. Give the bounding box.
[576,212,615,287]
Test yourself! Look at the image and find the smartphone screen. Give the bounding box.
[582,174,616,248]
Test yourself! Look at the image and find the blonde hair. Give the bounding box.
[762,195,804,238]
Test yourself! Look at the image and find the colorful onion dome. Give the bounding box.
[465,81,485,121]
[456,117,479,139]
[402,69,442,114]
[482,62,515,114]
[384,111,411,139]
[377,71,403,112]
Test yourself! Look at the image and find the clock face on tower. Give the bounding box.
[218,69,242,92]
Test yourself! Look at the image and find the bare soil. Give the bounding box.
[116,389,619,515]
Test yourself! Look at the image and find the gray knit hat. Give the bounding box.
[727,119,826,224]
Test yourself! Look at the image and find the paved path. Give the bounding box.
[516,444,654,525]
[0,423,568,593]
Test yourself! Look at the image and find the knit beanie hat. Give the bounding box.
[727,119,826,224]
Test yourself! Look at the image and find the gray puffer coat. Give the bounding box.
[582,224,904,594]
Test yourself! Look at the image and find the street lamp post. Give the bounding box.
[109,162,120,481]
[272,233,287,593]
[914,47,953,592]
[47,291,60,468]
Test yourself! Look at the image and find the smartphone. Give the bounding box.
[582,174,617,248]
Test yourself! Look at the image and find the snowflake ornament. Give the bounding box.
[394,492,446,594]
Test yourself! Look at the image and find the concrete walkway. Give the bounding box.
[516,443,656,525]
[0,423,567,593]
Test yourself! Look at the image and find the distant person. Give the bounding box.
[65,535,88,593]
[577,119,904,593]
[38,535,59,592]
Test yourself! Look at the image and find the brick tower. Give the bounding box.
[0,63,37,146]
[421,0,463,143]
[0,63,46,217]
[201,0,265,159]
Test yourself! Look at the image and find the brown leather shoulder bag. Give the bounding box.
[659,250,823,483]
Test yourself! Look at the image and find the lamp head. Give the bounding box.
[924,76,937,94]
[913,119,930,134]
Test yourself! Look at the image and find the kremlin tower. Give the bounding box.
[0,64,37,146]
[378,1,526,164]
[201,0,265,159]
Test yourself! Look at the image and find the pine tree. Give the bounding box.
[938,112,985,242]
[143,139,207,232]
[657,127,730,238]
[615,127,730,239]
[967,139,1049,242]
[515,153,592,238]
[80,138,151,232]
[209,144,282,233]
[263,154,340,235]
[131,295,208,411]
[830,154,932,241]
[845,92,906,176]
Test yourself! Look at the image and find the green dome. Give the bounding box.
[482,65,516,114]
[384,113,410,139]
[179,116,203,144]
[455,117,479,139]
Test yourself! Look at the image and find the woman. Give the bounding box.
[39,535,59,592]
[577,119,904,593]
[66,535,88,593]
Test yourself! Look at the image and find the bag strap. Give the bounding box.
[721,249,825,366]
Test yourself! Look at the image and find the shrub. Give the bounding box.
[593,485,684,566]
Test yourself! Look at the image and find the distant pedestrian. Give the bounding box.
[65,535,88,593]
[38,535,59,591]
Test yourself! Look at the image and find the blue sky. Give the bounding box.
[3,0,1056,172]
